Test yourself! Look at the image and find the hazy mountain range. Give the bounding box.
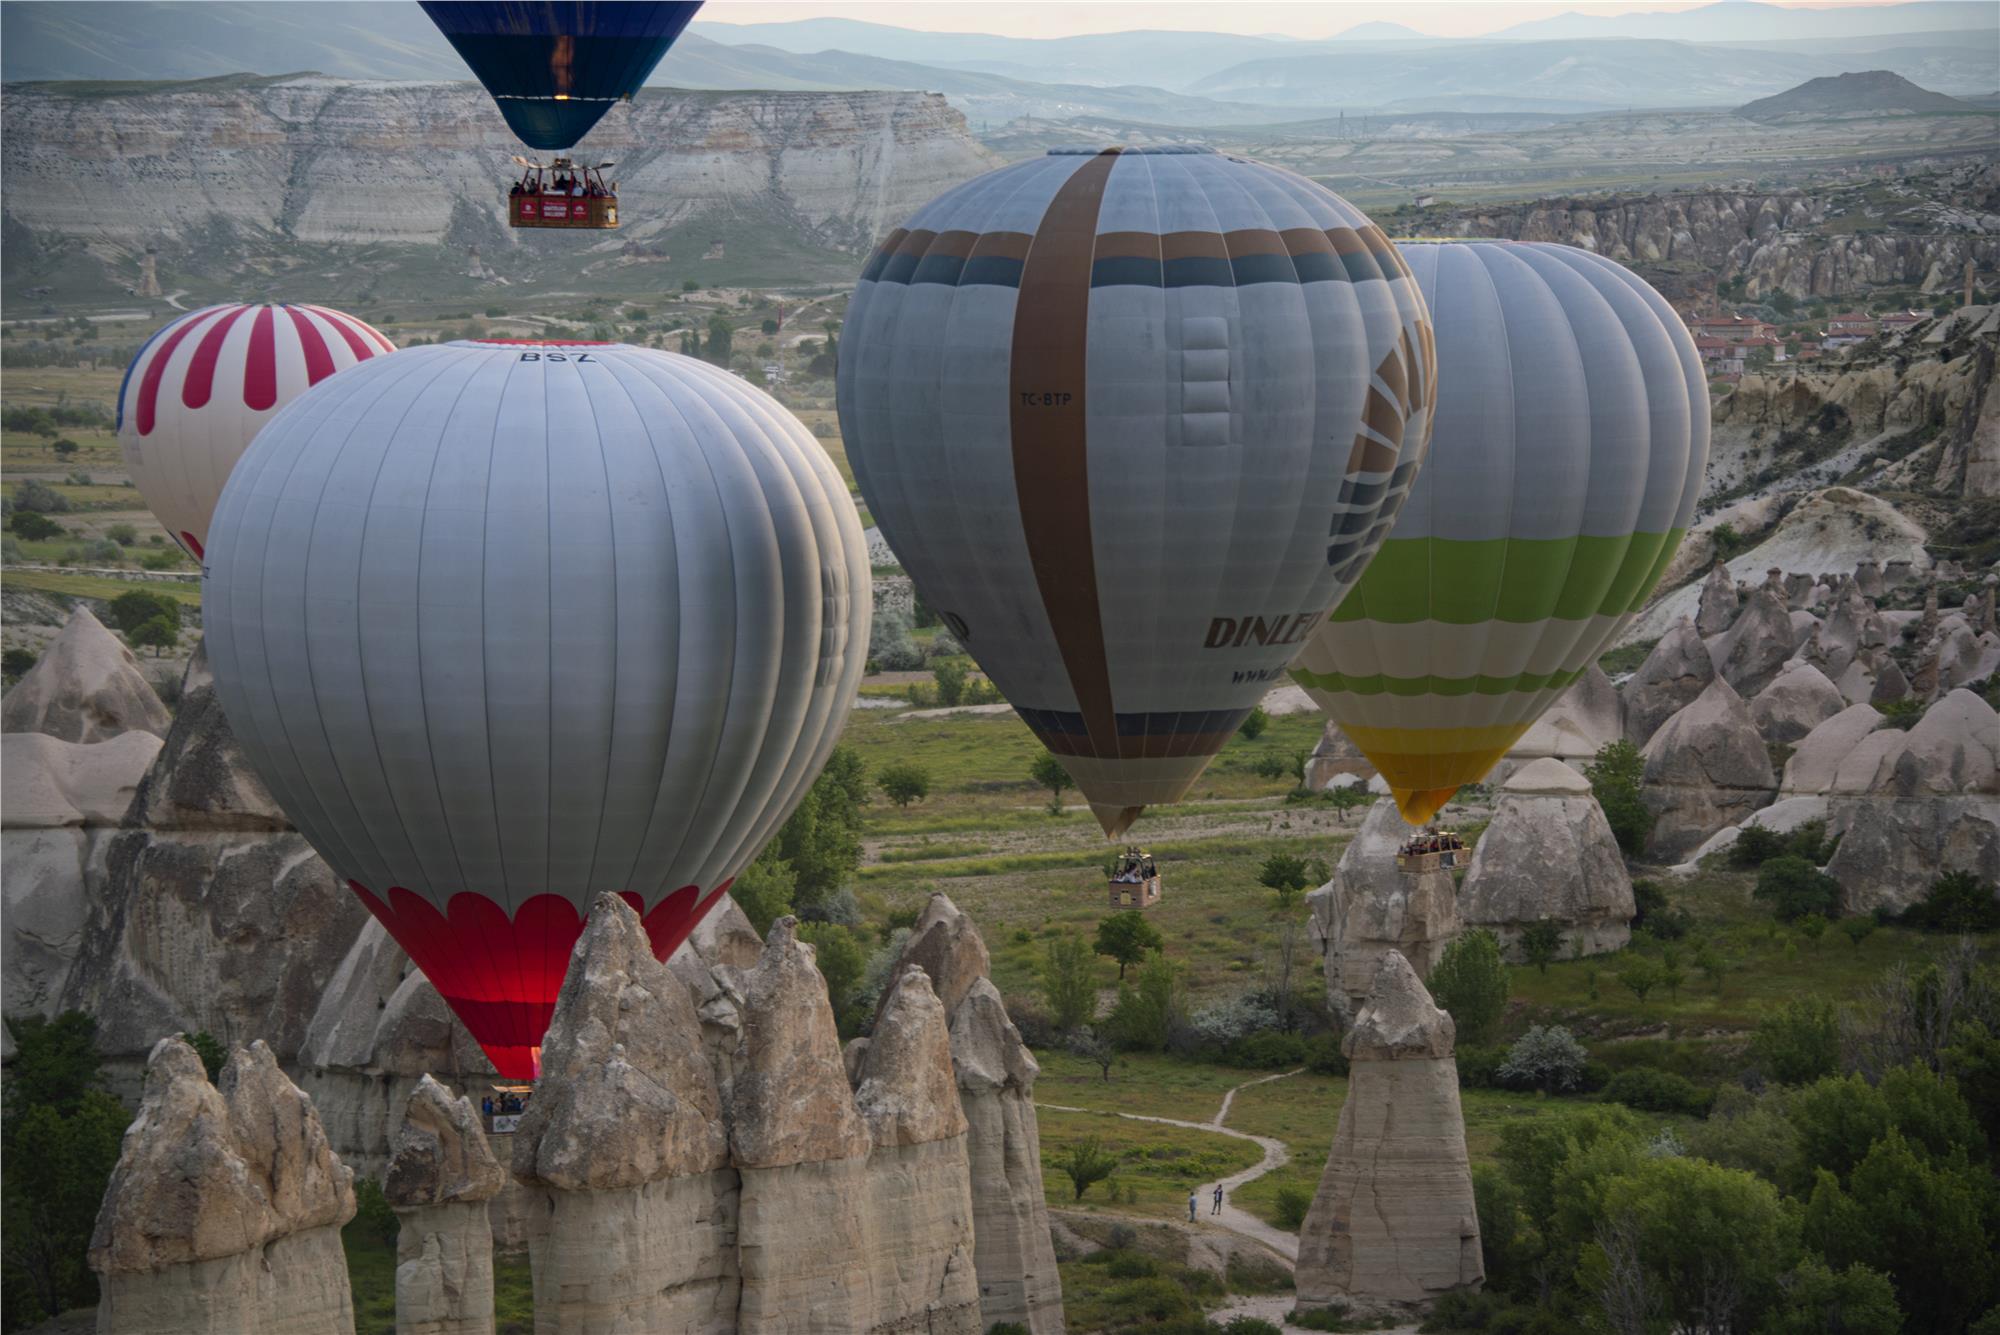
[3,0,1994,120]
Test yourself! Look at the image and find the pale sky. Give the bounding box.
[695,0,1946,40]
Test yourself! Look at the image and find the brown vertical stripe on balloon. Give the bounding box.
[1010,148,1121,760]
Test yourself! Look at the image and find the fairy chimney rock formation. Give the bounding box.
[1296,951,1482,1308]
[846,967,982,1334]
[888,892,1065,1334]
[0,606,170,743]
[1458,758,1634,959]
[1695,562,1740,637]
[90,1036,359,1335]
[1640,677,1777,861]
[1622,618,1714,746]
[511,892,737,1333]
[1308,800,1461,1022]
[384,1076,507,1335]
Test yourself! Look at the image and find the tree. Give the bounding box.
[11,478,70,512]
[1094,911,1163,980]
[1426,929,1509,1044]
[703,314,733,366]
[1754,856,1842,922]
[105,523,137,546]
[129,615,177,656]
[107,589,180,637]
[1763,1258,1901,1335]
[1056,1136,1119,1200]
[1585,1156,1797,1335]
[930,659,967,706]
[1068,1028,1115,1082]
[1,1015,130,1327]
[1041,936,1097,1033]
[875,762,930,807]
[1519,919,1564,974]
[1840,917,1877,951]
[50,438,78,458]
[869,606,923,671]
[185,1030,227,1081]
[760,318,779,335]
[1752,997,1841,1085]
[1497,1024,1588,1093]
[1029,751,1074,815]
[9,510,62,541]
[762,745,867,913]
[1585,739,1651,857]
[1803,1131,1999,1333]
[795,922,867,1034]
[1899,870,2000,933]
[1109,953,1185,1051]
[1237,705,1269,740]
[1616,955,1663,1004]
[1255,853,1325,914]
[730,854,797,935]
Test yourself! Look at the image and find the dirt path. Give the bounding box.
[1038,1067,1306,1264]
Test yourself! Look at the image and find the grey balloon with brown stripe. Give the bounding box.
[839,146,1435,836]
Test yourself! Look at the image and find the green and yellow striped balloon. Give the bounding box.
[1291,241,1708,824]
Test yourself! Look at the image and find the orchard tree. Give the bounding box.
[1094,911,1162,980]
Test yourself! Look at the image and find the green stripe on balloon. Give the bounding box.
[1328,530,1684,626]
[1289,663,1589,698]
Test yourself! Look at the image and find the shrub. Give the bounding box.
[1040,936,1096,1033]
[1630,880,1693,939]
[80,538,121,565]
[1190,995,1281,1044]
[11,478,69,513]
[1237,705,1270,740]
[1305,1032,1348,1077]
[1519,919,1564,974]
[1497,1025,1588,1093]
[869,606,923,670]
[1600,1068,1714,1116]
[9,510,62,541]
[1586,739,1652,856]
[1752,997,1841,1085]
[351,1177,399,1247]
[1103,1249,1156,1278]
[1898,870,2000,933]
[106,589,181,636]
[1108,953,1185,1052]
[1272,1183,1313,1229]
[1225,1032,1307,1070]
[1221,1319,1283,1335]
[1873,697,1924,730]
[1290,1305,1355,1333]
[1456,1043,1506,1089]
[105,523,137,546]
[1754,855,1842,922]
[2,648,36,678]
[1426,929,1509,1045]
[1730,824,1789,868]
[875,761,930,807]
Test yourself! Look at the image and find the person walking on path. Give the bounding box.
[1187,1190,1199,1223]
[1212,1185,1224,1215]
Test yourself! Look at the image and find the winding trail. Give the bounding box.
[1038,1067,1306,1263]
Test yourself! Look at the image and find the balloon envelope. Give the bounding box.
[202,341,869,1076]
[1290,241,1709,824]
[838,146,1435,835]
[420,1,703,150]
[117,303,393,558]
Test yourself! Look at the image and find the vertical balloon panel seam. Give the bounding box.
[288,349,453,892]
[218,350,417,880]
[375,348,489,902]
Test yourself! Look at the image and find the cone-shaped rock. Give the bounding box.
[90,1035,358,1335]
[0,606,170,742]
[1307,800,1460,1023]
[1296,952,1481,1307]
[1715,588,1799,698]
[1749,660,1844,744]
[513,892,737,1332]
[1780,702,1888,795]
[1623,618,1714,747]
[386,1076,506,1335]
[1640,677,1777,861]
[1694,563,1739,637]
[880,891,993,1023]
[1459,759,1633,959]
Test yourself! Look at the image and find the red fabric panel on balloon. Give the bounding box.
[347,881,730,1079]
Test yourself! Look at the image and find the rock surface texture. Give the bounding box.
[1296,952,1482,1308]
[1458,759,1634,959]
[89,1036,358,1335]
[1623,618,1715,746]
[0,607,170,743]
[1640,678,1778,861]
[385,1076,507,1335]
[1749,660,1846,744]
[1,730,160,1016]
[1308,801,1461,1022]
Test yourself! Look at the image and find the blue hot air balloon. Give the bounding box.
[420,2,702,151]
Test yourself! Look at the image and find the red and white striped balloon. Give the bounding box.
[117,303,394,558]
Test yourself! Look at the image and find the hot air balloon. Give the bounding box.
[838,146,1435,836]
[420,1,704,229]
[116,303,393,560]
[1290,241,1709,825]
[201,340,869,1077]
